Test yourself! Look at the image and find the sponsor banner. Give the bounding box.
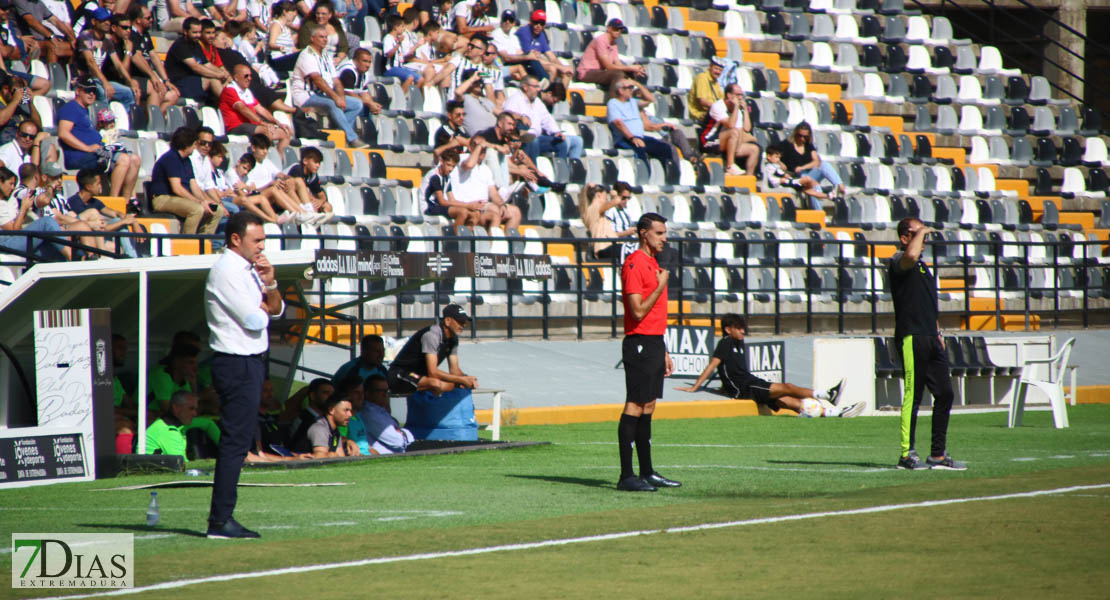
[664,326,714,378]
[12,533,133,589]
[664,327,787,383]
[313,250,552,280]
[0,432,90,487]
[747,341,786,383]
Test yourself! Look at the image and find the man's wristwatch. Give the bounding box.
[263,282,278,292]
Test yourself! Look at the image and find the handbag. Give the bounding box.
[292,109,326,140]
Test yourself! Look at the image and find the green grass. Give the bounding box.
[4,406,1110,599]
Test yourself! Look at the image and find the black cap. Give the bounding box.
[442,304,470,324]
[500,9,516,22]
[0,0,13,10]
[75,76,98,91]
[607,18,628,33]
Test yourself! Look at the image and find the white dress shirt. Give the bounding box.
[205,249,282,355]
[502,90,559,137]
[190,150,217,192]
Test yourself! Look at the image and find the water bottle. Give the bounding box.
[146,492,159,527]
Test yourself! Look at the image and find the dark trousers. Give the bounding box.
[616,135,676,169]
[898,335,954,458]
[521,59,549,81]
[208,352,265,526]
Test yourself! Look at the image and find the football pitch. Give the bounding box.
[4,406,1110,599]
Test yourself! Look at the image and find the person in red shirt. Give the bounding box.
[616,212,681,492]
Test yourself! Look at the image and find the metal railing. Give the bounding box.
[5,228,1105,339]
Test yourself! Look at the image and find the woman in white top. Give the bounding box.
[268,1,300,74]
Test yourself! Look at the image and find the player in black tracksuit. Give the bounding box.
[889,217,966,470]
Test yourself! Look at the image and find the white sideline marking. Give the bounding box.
[569,442,866,449]
[582,464,889,474]
[39,483,1110,600]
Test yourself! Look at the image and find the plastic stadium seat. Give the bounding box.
[1055,106,1079,136]
[1032,138,1058,168]
[881,16,906,43]
[1059,137,1083,167]
[953,45,976,74]
[934,105,957,135]
[1079,106,1103,137]
[933,74,956,103]
[1082,137,1108,167]
[1010,136,1033,167]
[977,46,1007,74]
[785,13,811,41]
[885,45,908,73]
[1029,76,1068,106]
[1004,76,1029,105]
[861,44,883,70]
[984,105,1006,133]
[1029,106,1056,137]
[1005,106,1031,136]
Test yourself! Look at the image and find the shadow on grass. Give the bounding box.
[507,474,613,489]
[77,523,207,538]
[765,459,892,469]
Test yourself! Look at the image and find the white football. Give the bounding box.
[798,398,824,418]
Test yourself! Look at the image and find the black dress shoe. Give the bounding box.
[645,472,682,488]
[617,476,657,492]
[206,518,261,539]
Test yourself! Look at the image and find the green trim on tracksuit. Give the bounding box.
[900,335,916,458]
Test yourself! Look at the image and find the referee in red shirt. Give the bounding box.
[616,212,682,492]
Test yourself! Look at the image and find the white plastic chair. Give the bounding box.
[1008,337,1075,428]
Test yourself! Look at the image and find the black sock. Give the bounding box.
[635,412,654,478]
[618,414,638,480]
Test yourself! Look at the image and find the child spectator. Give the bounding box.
[228,20,281,88]
[95,109,121,149]
[420,148,478,226]
[222,152,285,223]
[65,167,139,258]
[382,14,420,93]
[763,145,825,205]
[245,133,310,223]
[286,146,333,224]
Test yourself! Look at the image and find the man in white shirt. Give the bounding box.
[448,137,520,229]
[0,120,48,172]
[204,211,283,539]
[291,27,367,148]
[502,75,582,163]
[189,126,225,209]
[359,374,414,454]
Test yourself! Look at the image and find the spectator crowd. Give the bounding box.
[0,0,797,263]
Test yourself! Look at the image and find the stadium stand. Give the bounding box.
[0,0,1107,344]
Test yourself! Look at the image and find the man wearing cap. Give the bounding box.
[576,18,644,89]
[58,78,142,202]
[75,7,139,112]
[688,57,726,124]
[0,119,48,171]
[386,304,479,396]
[513,9,572,87]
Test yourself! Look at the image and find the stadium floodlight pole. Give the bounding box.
[137,269,149,454]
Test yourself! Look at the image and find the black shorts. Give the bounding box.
[623,334,666,405]
[723,375,774,407]
[386,366,421,395]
